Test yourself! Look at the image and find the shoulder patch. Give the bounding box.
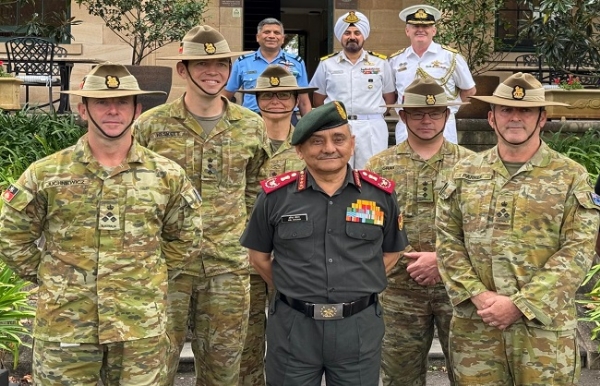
[442,45,458,54]
[388,48,406,59]
[356,170,394,194]
[261,170,301,194]
[368,51,387,60]
[320,52,338,61]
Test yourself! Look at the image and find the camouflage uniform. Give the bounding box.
[366,140,471,385]
[133,95,268,386]
[240,128,304,386]
[436,142,600,385]
[0,135,202,386]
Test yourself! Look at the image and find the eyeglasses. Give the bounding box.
[258,91,294,100]
[404,111,446,120]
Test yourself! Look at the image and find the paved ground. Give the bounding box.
[175,342,600,385]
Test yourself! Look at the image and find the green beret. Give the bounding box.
[291,101,348,145]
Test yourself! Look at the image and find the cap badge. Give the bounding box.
[269,76,280,87]
[204,42,216,55]
[426,94,436,105]
[334,101,347,120]
[344,11,360,24]
[512,85,525,100]
[415,9,429,20]
[105,76,120,89]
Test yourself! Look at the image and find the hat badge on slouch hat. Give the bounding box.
[269,76,280,87]
[161,25,251,60]
[384,78,468,109]
[470,72,570,107]
[61,62,166,98]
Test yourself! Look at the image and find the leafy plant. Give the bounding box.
[519,0,600,78]
[74,0,209,65]
[426,0,514,75]
[0,261,35,369]
[0,108,86,192]
[16,11,82,43]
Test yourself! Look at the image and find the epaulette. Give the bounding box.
[354,170,395,194]
[292,54,304,63]
[441,45,458,54]
[388,48,406,59]
[368,51,387,60]
[320,52,338,61]
[236,52,255,61]
[260,170,301,194]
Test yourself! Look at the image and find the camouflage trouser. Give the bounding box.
[239,274,268,386]
[32,335,167,386]
[165,271,250,386]
[380,284,455,386]
[449,317,580,385]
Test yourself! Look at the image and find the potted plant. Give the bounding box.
[0,61,23,110]
[426,0,514,118]
[74,0,209,110]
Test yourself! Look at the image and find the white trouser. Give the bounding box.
[348,117,389,169]
[395,113,457,144]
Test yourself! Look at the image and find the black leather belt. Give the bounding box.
[278,293,377,320]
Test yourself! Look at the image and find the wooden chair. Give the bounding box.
[5,37,62,112]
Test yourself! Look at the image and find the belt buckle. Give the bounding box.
[313,303,344,320]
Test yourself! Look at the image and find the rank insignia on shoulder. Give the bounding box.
[356,170,395,193]
[442,45,458,53]
[389,48,406,58]
[320,52,338,61]
[3,184,19,203]
[261,170,301,194]
[368,51,387,60]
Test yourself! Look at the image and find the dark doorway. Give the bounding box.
[243,0,281,51]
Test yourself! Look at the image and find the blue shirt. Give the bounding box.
[225,49,309,113]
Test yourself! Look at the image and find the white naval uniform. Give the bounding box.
[389,42,475,144]
[309,50,395,169]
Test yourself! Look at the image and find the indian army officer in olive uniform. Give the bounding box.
[241,101,408,386]
[436,72,600,385]
[366,77,473,385]
[0,63,203,386]
[132,26,268,386]
[235,65,314,386]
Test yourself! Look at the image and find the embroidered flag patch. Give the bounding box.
[3,184,19,202]
[346,199,384,225]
